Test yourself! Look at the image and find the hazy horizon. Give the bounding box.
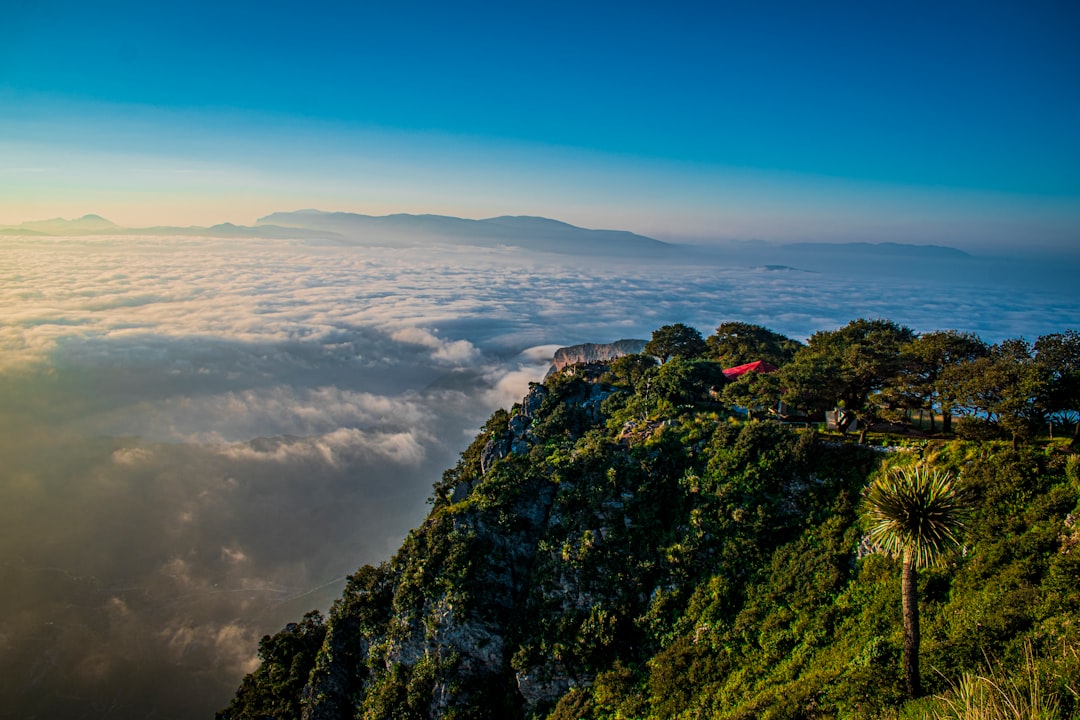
[4,207,1079,264]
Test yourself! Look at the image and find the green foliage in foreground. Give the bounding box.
[864,466,968,569]
[220,356,1080,720]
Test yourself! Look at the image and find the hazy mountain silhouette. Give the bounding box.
[778,241,970,259]
[3,212,988,268]
[256,210,670,254]
[1,211,670,256]
[0,213,121,235]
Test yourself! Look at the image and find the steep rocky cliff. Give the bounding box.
[548,340,647,374]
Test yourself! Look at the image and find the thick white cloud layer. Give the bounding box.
[4,235,1078,374]
[1,233,1078,719]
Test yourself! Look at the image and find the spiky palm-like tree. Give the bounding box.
[864,465,968,699]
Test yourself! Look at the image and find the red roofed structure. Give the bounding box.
[721,360,779,378]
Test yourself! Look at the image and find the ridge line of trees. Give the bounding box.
[623,321,1079,447]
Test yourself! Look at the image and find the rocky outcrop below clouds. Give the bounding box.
[548,339,647,374]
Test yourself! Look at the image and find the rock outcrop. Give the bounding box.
[548,339,647,374]
[293,376,632,720]
[477,380,616,479]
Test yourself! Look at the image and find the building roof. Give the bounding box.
[721,360,779,378]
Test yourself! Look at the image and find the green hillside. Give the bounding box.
[219,321,1080,720]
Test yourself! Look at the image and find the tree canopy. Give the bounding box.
[780,318,915,440]
[889,330,988,432]
[706,322,802,368]
[942,338,1048,448]
[718,369,780,421]
[644,323,706,363]
[1034,329,1080,443]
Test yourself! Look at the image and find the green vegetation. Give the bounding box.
[779,318,915,443]
[219,319,1080,720]
[220,610,326,720]
[1035,330,1080,444]
[643,323,707,364]
[706,321,803,368]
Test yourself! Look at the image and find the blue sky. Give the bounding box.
[2,0,1078,252]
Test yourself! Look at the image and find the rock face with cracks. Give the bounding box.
[548,339,647,374]
[300,381,567,720]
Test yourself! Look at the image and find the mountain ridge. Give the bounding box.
[256,210,669,254]
[0,212,669,256]
[779,240,971,258]
[217,344,1080,720]
[0,212,985,262]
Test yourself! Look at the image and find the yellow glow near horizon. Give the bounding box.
[4,118,1080,253]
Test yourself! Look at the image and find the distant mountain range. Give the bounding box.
[1,211,973,261]
[0,211,669,256]
[256,210,669,255]
[0,214,122,235]
[778,240,970,259]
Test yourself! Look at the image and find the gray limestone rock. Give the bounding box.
[548,339,647,374]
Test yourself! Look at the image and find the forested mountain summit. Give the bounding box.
[220,320,1080,720]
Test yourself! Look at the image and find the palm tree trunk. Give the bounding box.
[902,551,921,699]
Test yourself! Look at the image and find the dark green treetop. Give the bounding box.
[780,318,915,441]
[942,338,1049,448]
[644,323,706,363]
[1034,329,1080,443]
[706,321,802,367]
[719,369,781,421]
[886,329,988,432]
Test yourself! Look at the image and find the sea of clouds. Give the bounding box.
[1,233,1077,719]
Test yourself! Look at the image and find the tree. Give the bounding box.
[706,322,802,368]
[603,353,658,392]
[654,356,726,406]
[863,465,968,699]
[217,610,326,720]
[891,330,988,433]
[719,369,781,420]
[942,338,1048,449]
[1034,329,1080,444]
[780,318,915,442]
[644,323,707,364]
